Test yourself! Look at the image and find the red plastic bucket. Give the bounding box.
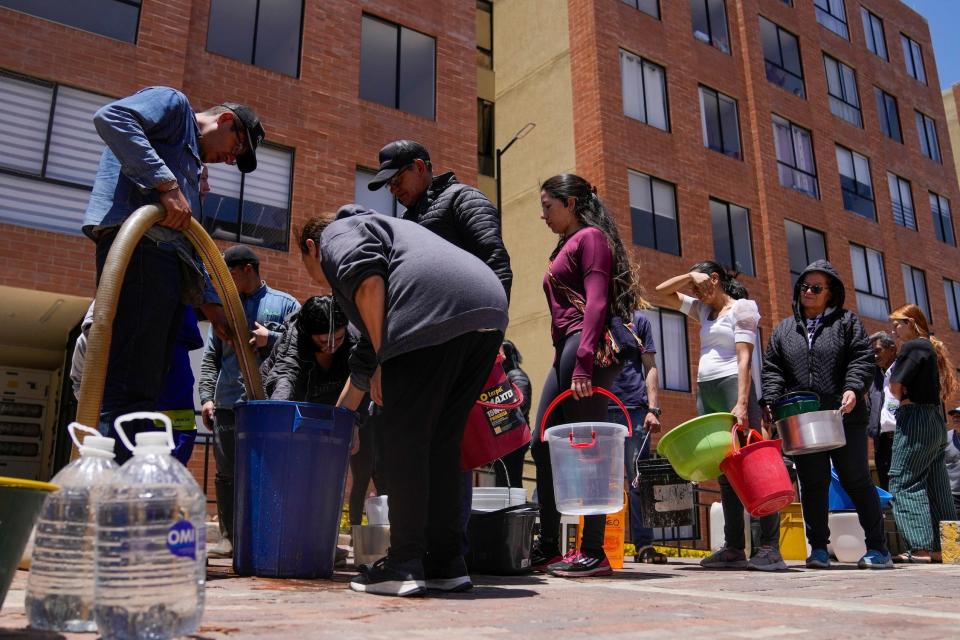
[718,427,795,517]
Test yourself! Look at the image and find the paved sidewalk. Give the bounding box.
[3,559,959,639]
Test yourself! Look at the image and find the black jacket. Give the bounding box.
[402,172,512,300]
[260,311,353,406]
[506,366,532,425]
[761,260,874,425]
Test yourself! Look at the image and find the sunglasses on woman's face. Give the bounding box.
[799,283,825,294]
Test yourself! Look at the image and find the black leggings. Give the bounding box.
[531,332,622,555]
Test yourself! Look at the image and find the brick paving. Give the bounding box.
[3,558,959,639]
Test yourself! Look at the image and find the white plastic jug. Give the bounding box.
[541,388,631,516]
[26,424,118,632]
[828,512,866,563]
[364,495,389,525]
[94,413,206,640]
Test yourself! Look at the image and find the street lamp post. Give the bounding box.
[495,122,536,211]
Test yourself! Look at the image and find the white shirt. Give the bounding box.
[680,294,761,392]
[879,365,899,434]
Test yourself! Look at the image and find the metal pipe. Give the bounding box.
[76,204,264,429]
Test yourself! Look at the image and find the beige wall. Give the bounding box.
[944,85,960,194]
[496,0,576,407]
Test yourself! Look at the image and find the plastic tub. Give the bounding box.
[0,476,58,612]
[541,388,631,516]
[656,413,736,481]
[233,401,354,578]
[466,503,538,574]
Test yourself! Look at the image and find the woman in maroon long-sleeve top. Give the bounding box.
[531,174,643,577]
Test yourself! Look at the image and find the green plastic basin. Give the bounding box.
[0,476,58,612]
[656,413,736,481]
[773,399,820,421]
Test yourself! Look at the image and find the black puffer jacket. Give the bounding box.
[402,172,512,299]
[761,260,874,425]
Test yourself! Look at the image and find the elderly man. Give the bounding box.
[946,408,960,516]
[82,86,264,453]
[867,331,899,490]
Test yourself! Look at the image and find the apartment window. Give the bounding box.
[875,88,902,143]
[622,0,659,18]
[710,199,754,276]
[647,308,691,392]
[628,169,679,255]
[760,18,805,98]
[901,264,930,320]
[785,220,827,284]
[823,54,861,127]
[888,173,915,230]
[900,34,926,84]
[835,145,874,221]
[773,115,818,198]
[354,168,405,217]
[620,50,669,131]
[699,86,741,159]
[814,0,848,39]
[476,0,493,69]
[206,0,303,77]
[690,0,730,53]
[944,279,960,331]
[915,111,941,163]
[0,72,111,235]
[477,98,495,177]
[861,7,887,60]
[0,0,140,43]
[850,244,889,320]
[202,145,294,251]
[930,192,955,247]
[359,15,436,119]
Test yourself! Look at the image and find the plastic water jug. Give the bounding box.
[26,424,118,631]
[94,413,206,640]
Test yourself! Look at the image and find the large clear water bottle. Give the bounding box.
[26,423,119,631]
[94,412,206,640]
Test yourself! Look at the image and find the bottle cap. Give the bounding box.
[134,431,173,449]
[79,434,116,459]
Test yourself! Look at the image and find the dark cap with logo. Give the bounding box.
[220,102,265,174]
[367,140,431,191]
[223,245,260,268]
[949,407,960,416]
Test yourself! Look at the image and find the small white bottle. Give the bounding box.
[94,412,206,640]
[26,423,119,632]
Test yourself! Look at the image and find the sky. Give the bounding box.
[902,0,960,89]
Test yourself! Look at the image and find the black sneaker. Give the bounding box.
[349,557,427,597]
[547,550,613,577]
[530,540,563,572]
[424,555,472,592]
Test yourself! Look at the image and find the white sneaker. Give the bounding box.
[208,537,233,559]
[747,546,787,571]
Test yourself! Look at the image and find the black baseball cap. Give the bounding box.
[367,140,431,190]
[949,407,960,416]
[220,102,265,174]
[223,245,260,268]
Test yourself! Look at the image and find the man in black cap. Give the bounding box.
[946,407,960,515]
[199,244,299,557]
[80,86,265,462]
[367,140,512,297]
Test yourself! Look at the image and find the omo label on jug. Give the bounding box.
[167,519,197,560]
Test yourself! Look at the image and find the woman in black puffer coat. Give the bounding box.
[761,260,890,569]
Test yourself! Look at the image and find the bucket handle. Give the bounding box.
[569,432,597,449]
[67,422,101,450]
[114,412,174,452]
[729,425,764,454]
[476,382,525,410]
[539,386,632,443]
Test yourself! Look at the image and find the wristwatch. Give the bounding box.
[648,407,662,418]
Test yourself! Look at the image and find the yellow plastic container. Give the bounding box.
[779,502,809,561]
[941,521,960,565]
[576,492,626,569]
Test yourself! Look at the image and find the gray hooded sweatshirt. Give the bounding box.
[319,205,509,389]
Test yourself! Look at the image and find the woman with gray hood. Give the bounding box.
[761,260,891,569]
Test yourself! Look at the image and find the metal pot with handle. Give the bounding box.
[776,409,846,455]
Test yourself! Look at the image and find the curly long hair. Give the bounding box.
[890,304,958,404]
[541,174,648,319]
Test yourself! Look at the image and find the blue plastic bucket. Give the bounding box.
[233,401,354,578]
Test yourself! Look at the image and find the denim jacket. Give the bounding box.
[198,283,301,409]
[83,86,216,304]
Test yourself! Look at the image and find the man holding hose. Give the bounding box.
[80,86,264,448]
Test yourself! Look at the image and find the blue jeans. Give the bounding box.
[95,233,184,464]
[607,407,654,547]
